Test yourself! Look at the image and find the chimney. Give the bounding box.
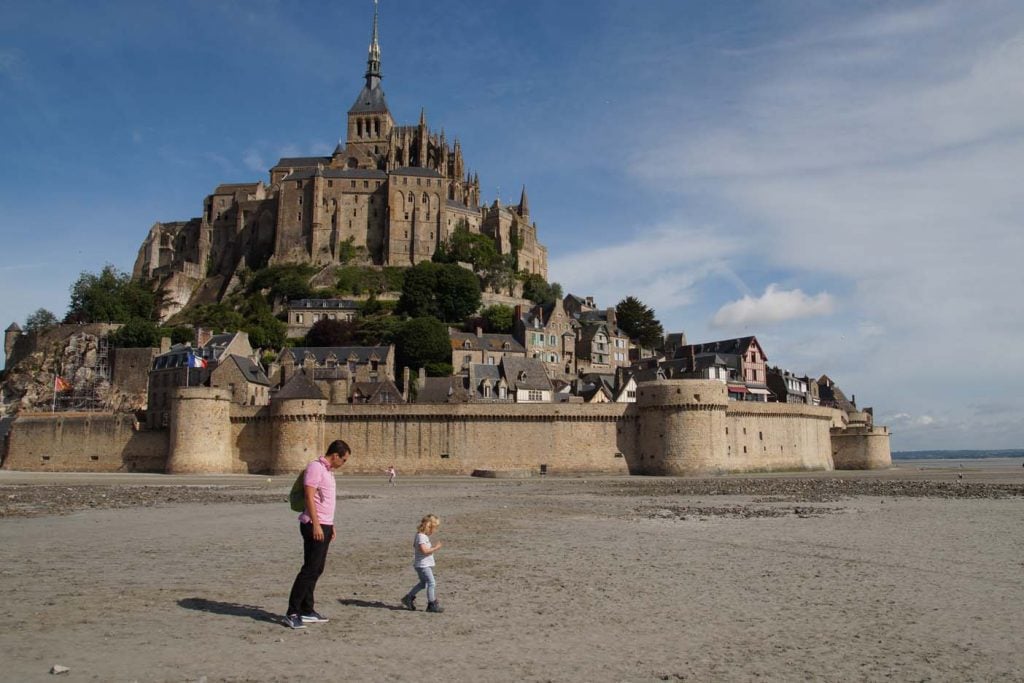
[402,367,410,402]
[688,346,696,373]
[475,326,483,338]
[194,326,213,348]
[606,307,617,327]
[159,336,171,354]
[514,304,524,321]
[418,366,426,389]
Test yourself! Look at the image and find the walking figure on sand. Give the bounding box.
[385,464,397,486]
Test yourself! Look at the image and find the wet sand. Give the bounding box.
[1,461,1022,682]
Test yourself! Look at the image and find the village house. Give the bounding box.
[767,366,812,404]
[513,299,578,379]
[147,331,263,427]
[273,344,395,403]
[672,336,770,401]
[285,298,362,338]
[449,329,526,370]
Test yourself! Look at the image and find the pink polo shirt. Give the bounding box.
[298,456,337,526]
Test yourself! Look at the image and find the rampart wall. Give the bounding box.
[3,380,890,475]
[2,412,166,472]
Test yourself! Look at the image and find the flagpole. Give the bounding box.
[52,362,60,413]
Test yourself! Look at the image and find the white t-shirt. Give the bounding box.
[413,531,435,568]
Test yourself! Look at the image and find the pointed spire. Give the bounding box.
[519,185,529,220]
[365,0,382,90]
[419,107,427,127]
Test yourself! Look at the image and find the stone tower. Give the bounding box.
[341,0,394,171]
[5,322,22,368]
[634,379,729,475]
[166,387,233,474]
[270,372,328,473]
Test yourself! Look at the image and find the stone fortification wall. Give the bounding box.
[2,412,166,472]
[2,380,889,475]
[225,402,632,475]
[166,388,232,474]
[832,426,892,470]
[724,402,837,473]
[633,380,728,475]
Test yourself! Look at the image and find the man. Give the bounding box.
[285,439,350,629]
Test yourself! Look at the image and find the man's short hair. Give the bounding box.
[326,439,351,457]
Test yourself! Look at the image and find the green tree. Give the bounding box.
[24,308,58,333]
[521,274,562,306]
[354,314,405,347]
[396,261,440,318]
[184,303,246,333]
[305,318,357,347]
[615,296,665,349]
[65,265,156,323]
[435,264,481,322]
[394,317,450,374]
[160,325,194,345]
[107,319,161,348]
[479,304,514,334]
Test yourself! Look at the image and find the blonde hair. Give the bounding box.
[417,514,440,533]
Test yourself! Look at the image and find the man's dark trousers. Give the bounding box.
[287,522,333,615]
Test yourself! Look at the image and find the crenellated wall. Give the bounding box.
[3,380,890,475]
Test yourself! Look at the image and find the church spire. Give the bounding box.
[519,185,530,221]
[365,0,382,90]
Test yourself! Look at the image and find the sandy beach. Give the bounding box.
[1,460,1023,682]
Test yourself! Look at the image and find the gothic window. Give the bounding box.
[421,193,427,204]
[357,120,363,137]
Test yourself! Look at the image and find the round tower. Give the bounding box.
[635,380,729,476]
[5,322,22,367]
[270,396,328,473]
[167,387,233,474]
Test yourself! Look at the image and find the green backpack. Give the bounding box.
[288,471,306,512]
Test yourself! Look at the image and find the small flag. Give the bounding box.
[188,353,208,369]
[54,376,70,392]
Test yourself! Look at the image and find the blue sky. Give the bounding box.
[2,1,1022,450]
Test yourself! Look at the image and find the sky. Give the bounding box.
[1,0,1022,451]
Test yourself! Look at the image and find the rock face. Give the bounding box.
[0,323,138,418]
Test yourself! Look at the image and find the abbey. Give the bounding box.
[133,3,548,320]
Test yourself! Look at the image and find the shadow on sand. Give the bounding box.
[338,598,406,612]
[178,597,282,624]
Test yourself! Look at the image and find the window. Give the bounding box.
[297,314,303,324]
[549,335,556,345]
[528,390,543,401]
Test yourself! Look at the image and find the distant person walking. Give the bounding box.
[285,439,351,629]
[400,514,445,613]
[385,465,397,487]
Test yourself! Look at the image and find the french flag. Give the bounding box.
[188,353,208,369]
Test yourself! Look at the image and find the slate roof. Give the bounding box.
[228,355,270,386]
[279,346,389,365]
[450,331,525,354]
[275,372,325,400]
[213,183,258,195]
[6,322,21,332]
[501,356,553,393]
[282,168,388,181]
[414,376,473,404]
[349,83,389,114]
[351,379,404,404]
[684,337,760,358]
[272,156,331,169]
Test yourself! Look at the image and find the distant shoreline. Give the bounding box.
[893,450,1024,460]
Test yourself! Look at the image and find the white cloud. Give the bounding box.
[549,223,737,313]
[711,284,835,328]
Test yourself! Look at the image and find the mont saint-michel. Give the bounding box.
[133,2,546,323]
[1,2,890,476]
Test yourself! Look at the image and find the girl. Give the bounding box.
[400,514,444,613]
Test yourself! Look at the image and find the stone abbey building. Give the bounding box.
[133,2,548,320]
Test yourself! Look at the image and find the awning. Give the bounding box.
[727,385,748,393]
[747,387,770,395]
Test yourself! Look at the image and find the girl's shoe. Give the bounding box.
[401,595,416,611]
[426,601,444,613]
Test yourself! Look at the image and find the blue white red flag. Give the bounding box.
[188,353,208,369]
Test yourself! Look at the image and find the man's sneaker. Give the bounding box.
[400,595,416,611]
[301,611,330,624]
[285,614,306,629]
